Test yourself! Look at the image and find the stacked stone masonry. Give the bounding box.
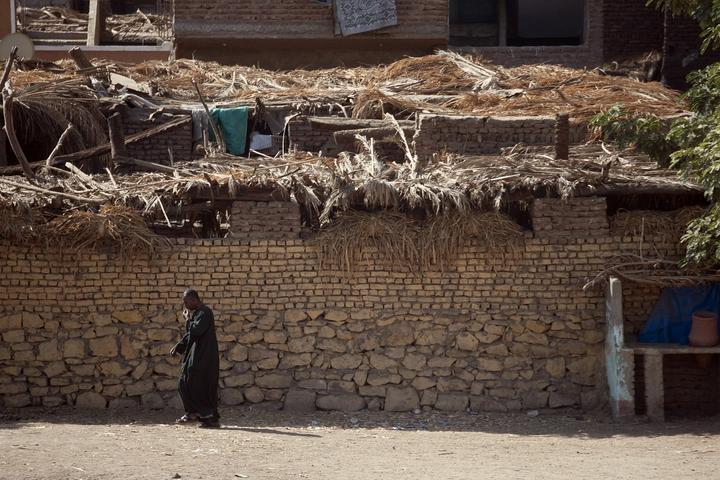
[0,197,680,412]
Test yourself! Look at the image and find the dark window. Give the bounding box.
[507,0,585,46]
[449,0,499,46]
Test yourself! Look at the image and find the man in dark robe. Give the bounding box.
[171,289,220,428]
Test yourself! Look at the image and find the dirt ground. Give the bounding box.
[1,406,719,480]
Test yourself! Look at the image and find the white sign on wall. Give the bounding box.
[334,0,398,36]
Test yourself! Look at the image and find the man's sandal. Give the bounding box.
[198,417,220,429]
[175,413,199,424]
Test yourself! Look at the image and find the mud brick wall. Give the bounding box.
[288,116,414,159]
[229,201,302,241]
[531,197,609,240]
[414,115,589,159]
[288,117,329,153]
[0,197,679,413]
[174,0,448,40]
[123,112,194,164]
[602,0,663,61]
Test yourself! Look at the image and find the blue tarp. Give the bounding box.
[209,107,249,156]
[639,283,720,344]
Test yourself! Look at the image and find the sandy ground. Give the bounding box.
[1,407,720,480]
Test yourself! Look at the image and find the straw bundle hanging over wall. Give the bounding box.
[313,210,524,273]
[609,206,706,239]
[46,204,172,256]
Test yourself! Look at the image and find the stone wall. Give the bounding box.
[414,114,589,160]
[0,197,681,412]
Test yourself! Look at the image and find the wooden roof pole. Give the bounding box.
[87,0,107,46]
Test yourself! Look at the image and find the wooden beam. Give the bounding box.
[69,47,95,71]
[555,113,570,160]
[333,126,414,145]
[497,0,507,46]
[2,89,34,180]
[115,156,180,175]
[45,124,75,166]
[107,112,126,163]
[192,79,225,152]
[0,128,6,167]
[308,116,415,131]
[87,0,106,46]
[0,178,104,204]
[0,46,18,94]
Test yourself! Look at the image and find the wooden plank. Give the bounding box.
[307,117,415,131]
[333,126,414,145]
[27,31,87,40]
[86,0,105,46]
[644,352,665,422]
[69,47,94,70]
[107,113,126,162]
[627,343,720,354]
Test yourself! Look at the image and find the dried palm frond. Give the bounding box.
[423,211,524,269]
[0,202,45,242]
[12,79,107,159]
[46,204,172,256]
[313,210,423,272]
[313,210,524,273]
[610,206,705,239]
[584,253,720,290]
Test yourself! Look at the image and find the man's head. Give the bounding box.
[183,289,201,310]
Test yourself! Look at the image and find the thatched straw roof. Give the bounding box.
[0,49,697,257]
[0,142,702,251]
[9,51,685,121]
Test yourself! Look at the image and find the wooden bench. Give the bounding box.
[605,276,720,421]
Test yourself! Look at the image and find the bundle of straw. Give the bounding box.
[0,202,45,243]
[609,206,705,239]
[46,204,172,256]
[313,210,524,273]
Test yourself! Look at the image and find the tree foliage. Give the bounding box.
[592,63,720,265]
[648,0,720,52]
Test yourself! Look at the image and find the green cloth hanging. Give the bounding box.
[209,107,249,156]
